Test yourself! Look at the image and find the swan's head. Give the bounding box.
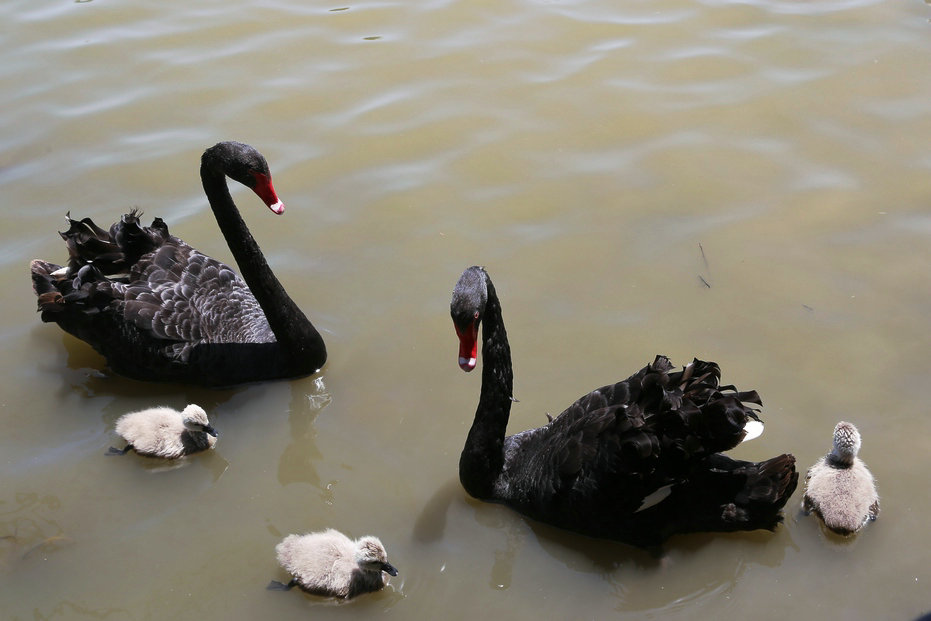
[181,404,218,438]
[354,536,398,577]
[451,266,488,372]
[203,141,285,215]
[829,421,861,465]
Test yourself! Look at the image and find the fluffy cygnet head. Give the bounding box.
[181,404,218,438]
[355,537,399,576]
[829,421,861,465]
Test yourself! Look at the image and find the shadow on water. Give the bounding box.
[596,526,796,613]
[412,480,531,589]
[413,474,798,607]
[413,479,660,590]
[41,330,248,404]
[103,441,231,481]
[526,519,662,573]
[412,478,461,544]
[44,329,331,411]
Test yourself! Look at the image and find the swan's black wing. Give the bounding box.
[498,356,770,540]
[32,212,273,370]
[119,233,273,346]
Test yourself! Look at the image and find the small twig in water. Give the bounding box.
[698,243,712,288]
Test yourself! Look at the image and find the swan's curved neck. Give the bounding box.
[460,276,514,499]
[200,165,325,371]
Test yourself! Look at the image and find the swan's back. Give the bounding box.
[38,211,272,335]
[118,224,274,344]
[495,357,760,510]
[487,357,797,545]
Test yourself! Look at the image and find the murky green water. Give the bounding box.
[2,0,929,619]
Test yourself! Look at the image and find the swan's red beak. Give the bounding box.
[455,321,478,372]
[251,172,285,215]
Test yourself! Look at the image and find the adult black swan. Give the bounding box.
[450,266,798,548]
[30,141,326,386]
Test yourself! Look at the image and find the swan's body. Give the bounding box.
[450,266,798,548]
[803,421,879,535]
[270,529,398,599]
[30,141,326,386]
[111,404,217,458]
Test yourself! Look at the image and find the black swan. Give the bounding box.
[450,265,798,548]
[30,141,326,386]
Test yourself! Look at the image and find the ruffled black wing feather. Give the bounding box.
[496,356,789,544]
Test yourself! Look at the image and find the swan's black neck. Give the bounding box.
[200,158,326,375]
[460,273,514,499]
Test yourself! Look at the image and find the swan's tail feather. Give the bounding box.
[31,259,66,313]
[57,211,169,278]
[687,453,799,533]
[636,355,765,457]
[59,213,122,274]
[32,212,171,317]
[110,210,170,269]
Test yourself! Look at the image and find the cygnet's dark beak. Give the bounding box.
[203,425,219,438]
[382,562,399,576]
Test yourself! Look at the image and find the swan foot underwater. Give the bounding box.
[450,265,799,549]
[30,141,326,387]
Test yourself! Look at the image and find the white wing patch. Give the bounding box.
[741,420,764,443]
[635,484,673,513]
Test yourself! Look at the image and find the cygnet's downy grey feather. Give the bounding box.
[804,421,879,535]
[269,528,398,599]
[110,404,218,458]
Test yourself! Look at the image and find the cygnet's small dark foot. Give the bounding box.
[266,580,296,591]
[106,446,132,456]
